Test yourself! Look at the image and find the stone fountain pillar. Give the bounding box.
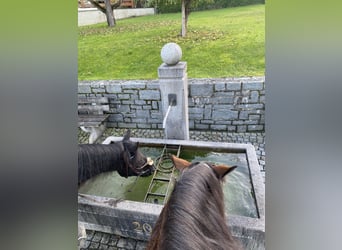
[158,43,189,140]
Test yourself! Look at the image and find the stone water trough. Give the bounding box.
[78,137,265,249]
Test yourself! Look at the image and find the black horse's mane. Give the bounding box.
[78,143,128,185]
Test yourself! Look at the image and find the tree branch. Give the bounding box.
[88,0,106,13]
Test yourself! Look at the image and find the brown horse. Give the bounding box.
[78,129,154,185]
[147,155,242,250]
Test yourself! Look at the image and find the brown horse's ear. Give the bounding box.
[123,129,131,141]
[212,165,237,179]
[170,155,191,171]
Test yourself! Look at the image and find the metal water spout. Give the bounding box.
[158,43,189,140]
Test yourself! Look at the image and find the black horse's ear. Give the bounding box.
[123,129,131,141]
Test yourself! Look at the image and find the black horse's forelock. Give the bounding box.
[147,162,242,250]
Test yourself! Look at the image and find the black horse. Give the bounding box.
[78,130,154,185]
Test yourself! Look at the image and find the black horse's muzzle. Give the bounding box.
[136,157,155,177]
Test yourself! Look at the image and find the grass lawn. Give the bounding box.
[78,4,264,80]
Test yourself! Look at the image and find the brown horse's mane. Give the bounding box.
[147,160,242,250]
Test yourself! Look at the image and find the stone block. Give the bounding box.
[249,114,261,120]
[122,89,138,94]
[214,120,232,125]
[78,85,91,94]
[136,110,150,118]
[189,107,203,114]
[131,118,147,123]
[248,125,264,132]
[226,82,241,90]
[148,118,162,124]
[215,83,226,91]
[201,119,214,124]
[211,96,234,104]
[106,84,122,93]
[139,90,160,100]
[118,123,136,128]
[195,124,209,130]
[108,114,124,122]
[260,95,266,103]
[152,101,159,110]
[122,100,134,105]
[204,106,212,119]
[158,62,187,78]
[242,82,264,90]
[150,112,162,119]
[135,100,146,105]
[189,112,203,119]
[118,93,131,99]
[237,125,247,132]
[249,91,259,103]
[118,105,130,113]
[190,83,213,97]
[212,110,238,120]
[131,105,143,110]
[137,123,151,129]
[227,125,237,132]
[93,88,105,93]
[146,82,160,89]
[211,124,227,130]
[122,82,146,89]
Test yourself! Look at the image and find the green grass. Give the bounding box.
[78,4,264,80]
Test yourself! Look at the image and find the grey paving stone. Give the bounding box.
[135,241,147,250]
[117,238,136,249]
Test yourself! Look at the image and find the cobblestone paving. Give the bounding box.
[78,128,265,250]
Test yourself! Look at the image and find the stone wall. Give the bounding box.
[78,8,155,26]
[78,77,265,132]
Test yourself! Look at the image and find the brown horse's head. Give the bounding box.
[121,130,155,177]
[170,154,237,180]
[147,155,241,250]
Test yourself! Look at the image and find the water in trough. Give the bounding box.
[78,146,258,218]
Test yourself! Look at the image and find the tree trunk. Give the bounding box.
[181,0,186,37]
[104,0,116,27]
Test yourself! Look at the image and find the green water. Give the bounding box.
[179,149,257,218]
[78,146,258,218]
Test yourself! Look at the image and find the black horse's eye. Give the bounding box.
[129,153,135,160]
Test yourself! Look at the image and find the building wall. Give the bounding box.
[78,77,265,132]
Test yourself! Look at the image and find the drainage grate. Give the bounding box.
[144,144,181,205]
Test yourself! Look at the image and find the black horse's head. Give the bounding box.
[119,130,155,177]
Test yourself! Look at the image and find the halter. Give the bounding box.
[125,153,153,177]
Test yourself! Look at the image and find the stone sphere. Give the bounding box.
[160,43,182,65]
